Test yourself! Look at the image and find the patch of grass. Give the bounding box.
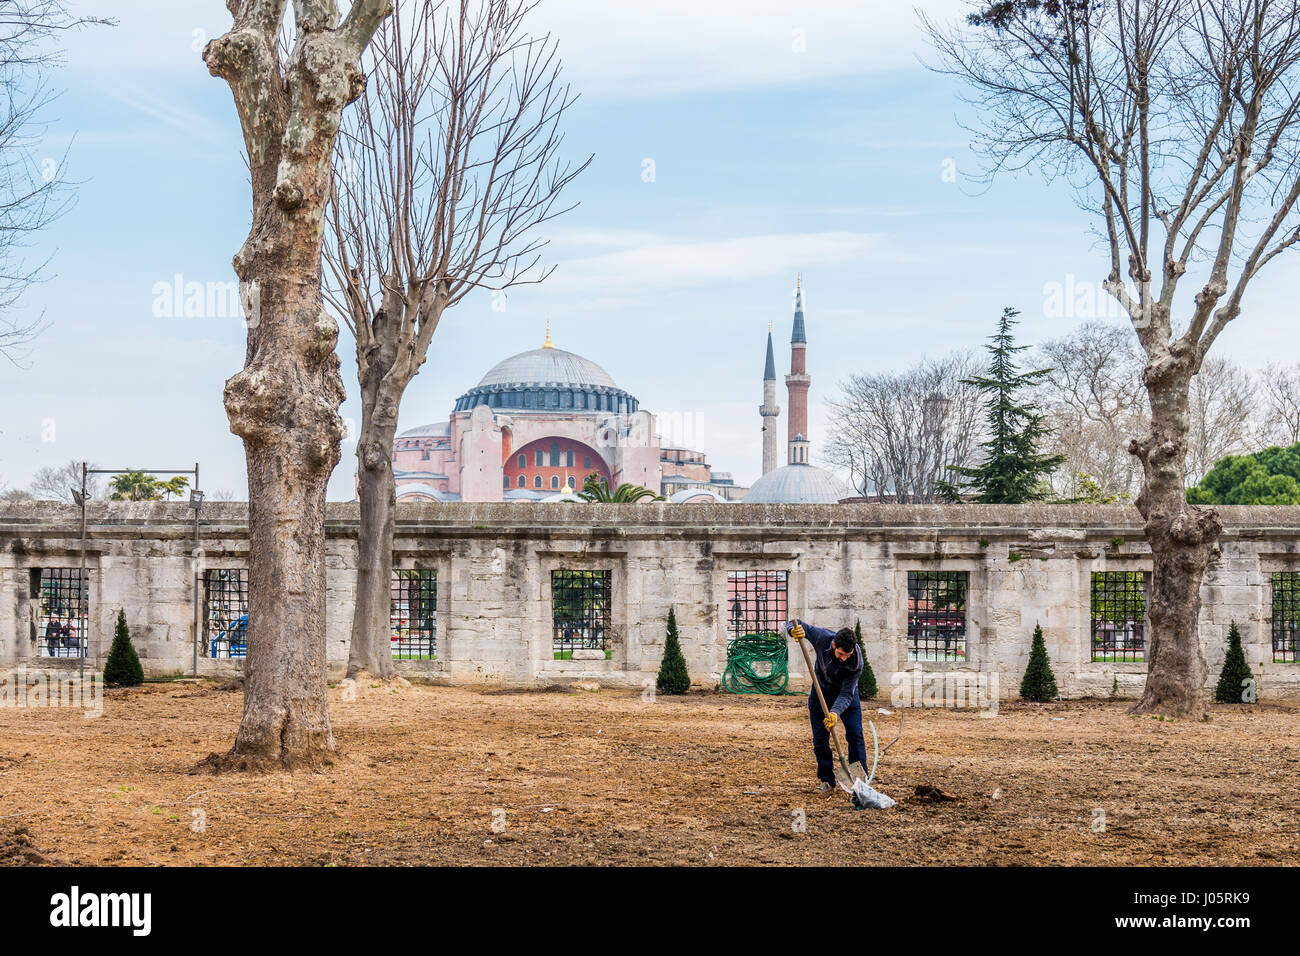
[1110,536,1124,552]
[1008,550,1023,563]
[143,672,190,683]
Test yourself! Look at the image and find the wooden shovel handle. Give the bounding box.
[795,630,848,763]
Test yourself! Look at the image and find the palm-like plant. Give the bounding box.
[574,473,664,503]
[108,471,166,501]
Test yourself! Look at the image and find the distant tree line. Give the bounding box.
[827,318,1300,504]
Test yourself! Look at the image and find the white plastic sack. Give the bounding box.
[850,779,896,810]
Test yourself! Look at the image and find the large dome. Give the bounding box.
[744,463,851,504]
[477,346,618,390]
[454,341,639,414]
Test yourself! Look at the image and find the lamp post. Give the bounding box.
[189,484,204,676]
[71,463,88,684]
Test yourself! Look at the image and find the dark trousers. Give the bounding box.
[809,694,867,784]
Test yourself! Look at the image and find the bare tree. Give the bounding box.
[1185,356,1259,482]
[323,0,588,678]
[825,352,985,502]
[202,0,392,770]
[0,2,111,363]
[1260,360,1300,445]
[29,459,102,501]
[926,0,1300,717]
[1036,321,1148,499]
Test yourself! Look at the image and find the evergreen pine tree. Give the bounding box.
[1019,623,1058,702]
[103,609,144,687]
[1214,621,1255,704]
[947,308,1067,503]
[656,606,690,695]
[854,619,877,698]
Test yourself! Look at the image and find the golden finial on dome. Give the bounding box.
[542,320,554,349]
[797,273,802,289]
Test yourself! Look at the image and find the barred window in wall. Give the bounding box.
[552,569,611,658]
[907,571,967,662]
[391,569,437,660]
[204,569,249,659]
[1272,572,1300,663]
[726,570,789,639]
[34,568,88,658]
[1091,571,1146,663]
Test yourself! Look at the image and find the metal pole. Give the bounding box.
[78,462,87,684]
[193,462,200,676]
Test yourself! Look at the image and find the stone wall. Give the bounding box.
[2,501,1299,699]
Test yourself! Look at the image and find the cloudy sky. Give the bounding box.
[0,0,1294,500]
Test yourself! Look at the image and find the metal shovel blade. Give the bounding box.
[834,759,869,793]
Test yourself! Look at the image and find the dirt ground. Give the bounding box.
[1,679,1298,866]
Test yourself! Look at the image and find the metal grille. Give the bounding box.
[552,569,611,658]
[1091,571,1146,662]
[391,569,437,660]
[726,570,788,639]
[204,569,249,659]
[1272,572,1300,663]
[907,571,967,661]
[36,568,88,658]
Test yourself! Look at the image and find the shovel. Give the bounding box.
[794,628,868,796]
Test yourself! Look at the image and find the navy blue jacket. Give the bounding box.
[794,619,862,716]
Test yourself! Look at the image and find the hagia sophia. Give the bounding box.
[384,277,851,505]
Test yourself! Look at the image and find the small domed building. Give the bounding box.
[387,326,743,503]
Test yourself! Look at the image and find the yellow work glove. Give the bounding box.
[790,622,805,641]
[823,713,838,731]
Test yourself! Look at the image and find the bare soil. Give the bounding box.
[1,680,1297,866]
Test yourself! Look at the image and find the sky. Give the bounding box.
[0,0,1295,500]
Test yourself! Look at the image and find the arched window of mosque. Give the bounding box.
[535,450,544,467]
[567,475,576,488]
[517,475,526,488]
[584,456,591,469]
[517,453,525,468]
[566,450,574,467]
[549,442,559,466]
[551,475,559,489]
[534,475,542,489]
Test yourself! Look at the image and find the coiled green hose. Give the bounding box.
[722,632,793,695]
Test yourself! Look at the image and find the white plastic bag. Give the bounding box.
[850,779,896,810]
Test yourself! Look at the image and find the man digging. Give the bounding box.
[786,619,868,794]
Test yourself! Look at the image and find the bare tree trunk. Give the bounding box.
[1129,354,1222,720]
[349,319,403,679]
[224,250,345,769]
[201,0,391,771]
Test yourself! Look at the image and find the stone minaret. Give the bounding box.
[760,323,780,475]
[785,275,810,465]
